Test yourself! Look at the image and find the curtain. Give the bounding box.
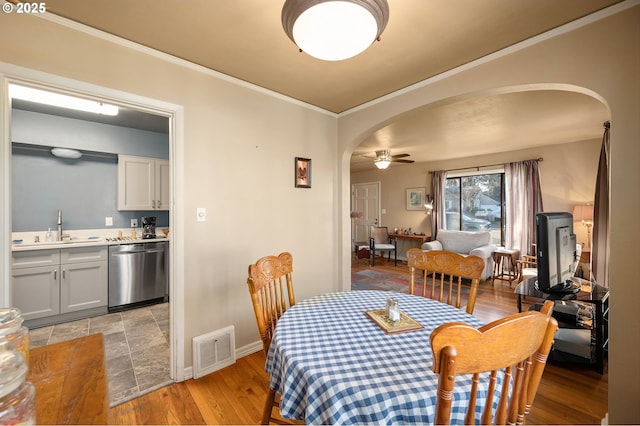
[505,160,544,256]
[430,170,447,240]
[592,121,610,286]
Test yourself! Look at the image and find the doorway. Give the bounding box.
[0,71,184,382]
[351,182,381,246]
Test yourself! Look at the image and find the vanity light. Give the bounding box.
[51,147,82,159]
[9,84,119,116]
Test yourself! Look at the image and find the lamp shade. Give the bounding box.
[282,0,390,61]
[573,204,593,222]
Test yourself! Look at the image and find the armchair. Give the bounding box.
[421,229,495,280]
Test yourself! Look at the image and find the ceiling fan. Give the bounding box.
[368,149,414,169]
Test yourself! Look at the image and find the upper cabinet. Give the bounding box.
[117,154,169,211]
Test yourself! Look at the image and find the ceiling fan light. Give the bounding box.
[282,0,389,61]
[374,159,391,169]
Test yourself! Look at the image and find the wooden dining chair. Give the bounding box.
[406,248,484,315]
[430,300,558,425]
[246,252,299,425]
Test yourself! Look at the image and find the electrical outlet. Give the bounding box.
[131,218,138,228]
[197,207,206,222]
[105,217,113,226]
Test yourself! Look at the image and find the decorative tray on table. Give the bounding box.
[365,309,424,334]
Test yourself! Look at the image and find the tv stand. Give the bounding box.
[515,277,609,374]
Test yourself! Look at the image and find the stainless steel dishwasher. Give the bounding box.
[108,241,168,312]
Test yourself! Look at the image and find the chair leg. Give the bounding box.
[262,389,276,425]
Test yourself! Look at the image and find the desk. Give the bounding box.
[28,333,108,424]
[514,277,609,374]
[387,233,431,244]
[266,290,486,424]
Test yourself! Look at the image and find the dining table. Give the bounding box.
[265,290,489,425]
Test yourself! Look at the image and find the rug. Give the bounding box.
[351,269,481,298]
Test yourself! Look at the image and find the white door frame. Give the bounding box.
[0,62,186,381]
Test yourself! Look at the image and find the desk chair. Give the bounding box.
[246,252,299,425]
[430,300,557,425]
[370,226,397,266]
[406,248,484,315]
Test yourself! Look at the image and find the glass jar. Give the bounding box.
[0,308,30,365]
[0,351,35,425]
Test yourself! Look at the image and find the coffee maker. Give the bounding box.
[141,216,156,239]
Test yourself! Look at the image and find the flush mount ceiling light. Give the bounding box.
[282,0,390,61]
[374,149,392,169]
[51,147,82,159]
[9,84,119,116]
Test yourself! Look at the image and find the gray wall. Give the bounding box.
[11,110,169,231]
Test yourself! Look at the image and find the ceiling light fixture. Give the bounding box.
[51,147,82,159]
[281,0,390,61]
[374,149,391,169]
[9,84,119,116]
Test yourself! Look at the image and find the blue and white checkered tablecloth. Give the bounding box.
[265,290,491,425]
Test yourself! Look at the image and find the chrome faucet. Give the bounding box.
[57,209,63,242]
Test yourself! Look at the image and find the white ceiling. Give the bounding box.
[20,0,617,170]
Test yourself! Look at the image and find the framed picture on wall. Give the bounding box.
[406,187,425,210]
[295,157,311,188]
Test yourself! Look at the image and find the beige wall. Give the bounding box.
[0,14,339,369]
[340,5,640,423]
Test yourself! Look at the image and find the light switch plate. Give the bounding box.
[131,218,138,228]
[197,207,206,222]
[105,217,113,226]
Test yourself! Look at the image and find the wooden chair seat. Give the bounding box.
[406,248,484,314]
[430,300,558,425]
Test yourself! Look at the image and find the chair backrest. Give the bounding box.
[430,300,558,425]
[406,248,484,314]
[246,252,295,355]
[370,226,392,245]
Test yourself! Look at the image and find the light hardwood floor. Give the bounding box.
[109,257,608,425]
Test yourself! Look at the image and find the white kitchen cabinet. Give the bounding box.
[60,247,108,314]
[11,246,108,324]
[117,154,169,211]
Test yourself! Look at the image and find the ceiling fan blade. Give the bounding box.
[392,159,415,163]
[391,153,410,159]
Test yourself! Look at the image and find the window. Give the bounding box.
[445,172,504,246]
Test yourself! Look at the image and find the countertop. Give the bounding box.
[11,228,169,252]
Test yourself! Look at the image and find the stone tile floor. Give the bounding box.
[28,302,171,407]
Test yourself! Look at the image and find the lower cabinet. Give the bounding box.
[12,246,108,325]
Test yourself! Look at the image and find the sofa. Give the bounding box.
[420,229,496,280]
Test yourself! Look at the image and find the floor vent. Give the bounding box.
[192,325,236,379]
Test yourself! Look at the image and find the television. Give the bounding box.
[535,212,579,293]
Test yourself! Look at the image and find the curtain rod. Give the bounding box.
[434,157,543,174]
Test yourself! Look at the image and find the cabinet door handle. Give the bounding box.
[54,270,57,280]
[62,269,66,279]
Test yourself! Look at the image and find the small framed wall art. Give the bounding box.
[406,187,425,210]
[294,157,311,188]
